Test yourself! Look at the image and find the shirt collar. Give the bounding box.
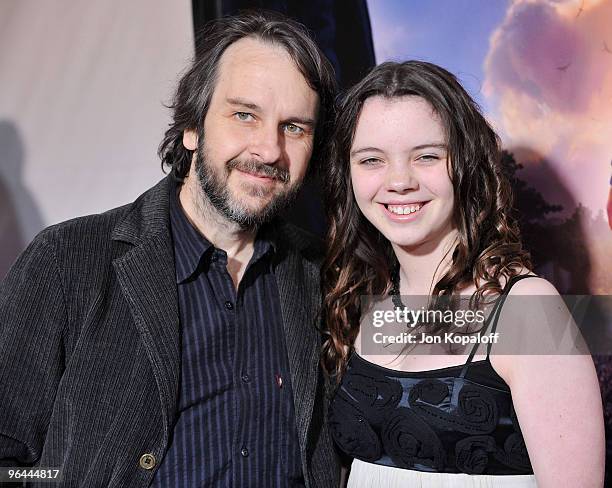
[169,180,278,284]
[169,180,213,283]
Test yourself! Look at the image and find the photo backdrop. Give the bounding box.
[1,0,610,478]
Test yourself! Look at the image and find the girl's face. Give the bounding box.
[349,95,456,251]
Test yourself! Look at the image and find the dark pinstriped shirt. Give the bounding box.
[151,182,304,487]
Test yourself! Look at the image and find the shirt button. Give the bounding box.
[139,453,157,470]
[241,373,251,383]
[224,301,234,310]
[241,447,249,457]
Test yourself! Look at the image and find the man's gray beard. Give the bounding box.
[194,147,302,230]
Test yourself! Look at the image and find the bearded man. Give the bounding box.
[0,12,338,487]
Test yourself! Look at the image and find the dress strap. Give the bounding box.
[459,274,537,378]
[485,274,536,357]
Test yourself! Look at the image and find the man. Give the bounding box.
[0,12,338,487]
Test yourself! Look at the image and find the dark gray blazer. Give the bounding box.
[0,176,339,487]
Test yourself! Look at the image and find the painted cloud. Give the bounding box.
[484,0,612,215]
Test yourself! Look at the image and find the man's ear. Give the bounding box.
[183,129,198,150]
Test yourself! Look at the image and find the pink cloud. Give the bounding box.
[483,0,612,216]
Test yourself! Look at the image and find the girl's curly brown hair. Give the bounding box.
[322,61,531,379]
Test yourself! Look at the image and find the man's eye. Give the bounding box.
[235,112,254,121]
[284,123,304,135]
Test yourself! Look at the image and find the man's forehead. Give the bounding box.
[220,36,292,69]
[213,37,318,115]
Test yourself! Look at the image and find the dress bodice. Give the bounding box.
[328,275,535,476]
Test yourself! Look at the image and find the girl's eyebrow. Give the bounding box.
[350,143,447,157]
[350,146,384,157]
[411,143,447,151]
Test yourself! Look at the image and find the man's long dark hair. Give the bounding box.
[322,61,532,379]
[158,11,337,178]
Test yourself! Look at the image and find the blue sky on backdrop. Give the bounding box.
[366,0,612,216]
[368,0,509,112]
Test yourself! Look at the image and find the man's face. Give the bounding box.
[183,37,319,228]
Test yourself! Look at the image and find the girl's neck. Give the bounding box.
[392,229,459,295]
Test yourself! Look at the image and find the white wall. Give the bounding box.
[0,0,193,275]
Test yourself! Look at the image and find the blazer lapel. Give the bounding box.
[111,177,181,445]
[275,246,321,453]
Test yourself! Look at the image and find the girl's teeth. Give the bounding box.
[387,204,422,215]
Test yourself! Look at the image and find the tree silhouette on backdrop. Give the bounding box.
[503,150,612,484]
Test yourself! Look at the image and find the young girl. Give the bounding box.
[322,61,604,487]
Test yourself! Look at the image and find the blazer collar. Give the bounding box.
[111,174,181,450]
[273,236,322,458]
[111,175,175,245]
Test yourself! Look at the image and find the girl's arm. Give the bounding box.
[491,277,604,487]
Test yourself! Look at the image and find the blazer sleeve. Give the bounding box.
[0,233,67,466]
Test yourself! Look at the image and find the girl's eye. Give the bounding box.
[284,123,304,135]
[235,112,254,121]
[360,158,382,165]
[416,154,440,163]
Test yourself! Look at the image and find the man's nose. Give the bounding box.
[249,124,282,164]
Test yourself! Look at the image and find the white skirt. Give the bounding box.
[348,459,538,488]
